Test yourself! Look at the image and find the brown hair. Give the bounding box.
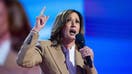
[5,1,31,52]
[50,9,84,46]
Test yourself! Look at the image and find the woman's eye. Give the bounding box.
[76,20,80,23]
[66,18,71,22]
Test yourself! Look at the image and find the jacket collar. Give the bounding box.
[48,45,69,74]
[48,44,84,74]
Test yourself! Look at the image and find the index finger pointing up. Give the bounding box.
[40,6,46,16]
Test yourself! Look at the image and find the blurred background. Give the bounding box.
[0,0,131,74]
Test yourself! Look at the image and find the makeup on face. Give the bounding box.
[62,12,80,40]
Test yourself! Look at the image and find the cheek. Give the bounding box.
[0,10,8,27]
[0,14,8,29]
[77,24,81,33]
[62,27,67,36]
[63,28,69,35]
[62,26,70,36]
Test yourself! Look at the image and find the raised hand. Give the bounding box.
[32,7,49,32]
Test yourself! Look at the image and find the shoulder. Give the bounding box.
[38,40,52,46]
[37,40,59,50]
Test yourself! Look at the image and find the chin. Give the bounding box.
[69,36,75,40]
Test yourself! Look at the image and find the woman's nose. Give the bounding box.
[71,20,75,26]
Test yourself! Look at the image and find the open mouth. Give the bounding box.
[69,29,76,36]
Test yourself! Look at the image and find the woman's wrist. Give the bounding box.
[32,26,41,32]
[32,27,39,33]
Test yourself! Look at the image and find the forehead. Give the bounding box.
[67,12,80,19]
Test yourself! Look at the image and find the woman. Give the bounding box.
[0,0,39,74]
[17,7,97,74]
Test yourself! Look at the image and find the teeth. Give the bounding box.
[70,32,75,35]
[70,30,76,35]
[70,31,76,35]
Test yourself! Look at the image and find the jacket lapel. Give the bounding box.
[75,48,85,74]
[48,45,69,74]
[75,47,84,67]
[48,44,85,74]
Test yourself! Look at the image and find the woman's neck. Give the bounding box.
[62,38,75,49]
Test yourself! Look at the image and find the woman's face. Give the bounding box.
[0,1,8,35]
[62,12,80,40]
